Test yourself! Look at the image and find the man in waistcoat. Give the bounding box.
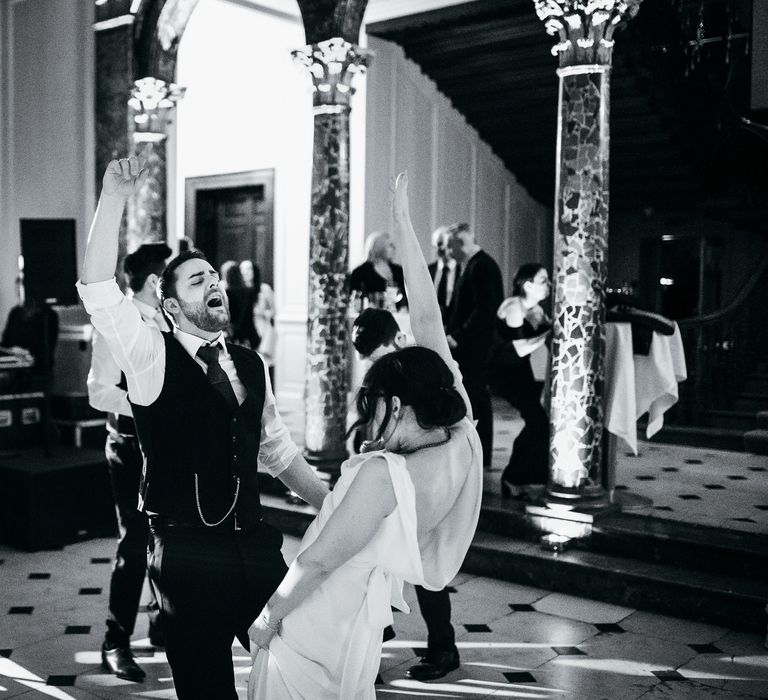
[87,242,171,681]
[78,157,329,699]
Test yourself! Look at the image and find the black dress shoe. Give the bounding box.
[101,644,145,682]
[148,624,165,648]
[406,649,460,681]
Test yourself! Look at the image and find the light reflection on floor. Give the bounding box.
[1,535,767,699]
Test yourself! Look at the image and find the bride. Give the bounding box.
[247,173,483,699]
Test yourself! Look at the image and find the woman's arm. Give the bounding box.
[249,456,396,650]
[512,334,548,357]
[390,173,472,416]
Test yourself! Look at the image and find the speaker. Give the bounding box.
[20,219,78,305]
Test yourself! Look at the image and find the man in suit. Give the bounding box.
[427,226,460,326]
[87,242,171,681]
[78,157,329,699]
[445,222,504,467]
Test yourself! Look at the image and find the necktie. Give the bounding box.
[196,344,239,412]
[436,266,448,310]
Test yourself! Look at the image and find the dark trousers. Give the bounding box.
[415,586,456,653]
[494,380,549,486]
[148,518,288,700]
[464,378,493,467]
[104,432,160,647]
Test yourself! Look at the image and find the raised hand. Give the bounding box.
[391,171,409,223]
[102,157,147,199]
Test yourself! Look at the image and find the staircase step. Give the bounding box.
[644,424,745,451]
[733,392,768,413]
[702,408,756,431]
[466,531,768,633]
[744,429,768,455]
[261,492,768,633]
[757,411,768,429]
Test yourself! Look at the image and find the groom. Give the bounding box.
[78,158,329,699]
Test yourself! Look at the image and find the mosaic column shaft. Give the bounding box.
[549,66,610,492]
[533,0,643,498]
[294,39,371,463]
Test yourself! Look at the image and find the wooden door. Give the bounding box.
[185,170,274,286]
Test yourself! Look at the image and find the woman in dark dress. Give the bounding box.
[220,260,260,349]
[349,231,408,310]
[487,263,551,499]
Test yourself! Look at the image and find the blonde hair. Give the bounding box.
[365,231,392,262]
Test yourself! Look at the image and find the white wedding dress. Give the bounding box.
[248,416,482,700]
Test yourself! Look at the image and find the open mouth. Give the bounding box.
[206,293,224,309]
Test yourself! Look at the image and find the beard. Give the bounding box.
[178,296,230,332]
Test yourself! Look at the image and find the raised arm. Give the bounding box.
[390,172,472,416]
[82,158,147,284]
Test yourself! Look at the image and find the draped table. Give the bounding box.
[602,322,687,496]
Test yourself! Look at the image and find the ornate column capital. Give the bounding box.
[128,76,185,142]
[292,38,372,109]
[533,0,643,66]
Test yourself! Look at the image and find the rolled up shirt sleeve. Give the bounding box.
[258,362,299,477]
[77,278,164,406]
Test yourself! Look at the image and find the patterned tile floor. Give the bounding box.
[2,535,767,699]
[1,398,766,697]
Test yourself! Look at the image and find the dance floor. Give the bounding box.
[2,533,768,699]
[1,398,767,697]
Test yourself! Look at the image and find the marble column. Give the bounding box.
[126,77,185,252]
[532,0,643,512]
[293,39,371,464]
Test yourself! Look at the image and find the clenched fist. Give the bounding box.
[102,157,147,199]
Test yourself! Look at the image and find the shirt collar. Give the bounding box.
[437,258,457,271]
[132,297,160,321]
[173,328,228,360]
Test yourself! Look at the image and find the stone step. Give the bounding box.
[757,411,768,429]
[733,392,768,413]
[261,492,768,633]
[744,429,768,455]
[642,424,745,452]
[466,531,768,633]
[702,408,756,431]
[479,498,768,581]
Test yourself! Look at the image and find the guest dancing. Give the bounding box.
[220,260,260,349]
[87,243,171,681]
[247,172,483,699]
[487,263,552,499]
[78,157,328,699]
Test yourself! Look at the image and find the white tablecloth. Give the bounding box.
[604,322,687,454]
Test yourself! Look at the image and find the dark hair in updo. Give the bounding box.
[512,262,546,298]
[349,345,467,443]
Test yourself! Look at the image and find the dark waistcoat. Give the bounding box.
[130,333,266,528]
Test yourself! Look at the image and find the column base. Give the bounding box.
[525,481,619,540]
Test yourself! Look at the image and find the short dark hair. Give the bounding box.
[512,262,546,297]
[352,309,400,359]
[158,250,208,302]
[349,345,467,443]
[123,243,172,293]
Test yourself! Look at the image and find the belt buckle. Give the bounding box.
[234,514,242,532]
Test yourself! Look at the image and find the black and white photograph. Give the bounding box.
[0,0,767,697]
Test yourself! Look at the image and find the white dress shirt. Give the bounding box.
[77,278,297,477]
[433,258,458,303]
[87,297,169,418]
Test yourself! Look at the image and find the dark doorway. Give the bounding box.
[639,235,723,320]
[185,170,274,285]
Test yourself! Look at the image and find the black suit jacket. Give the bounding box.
[446,250,504,378]
[429,260,461,324]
